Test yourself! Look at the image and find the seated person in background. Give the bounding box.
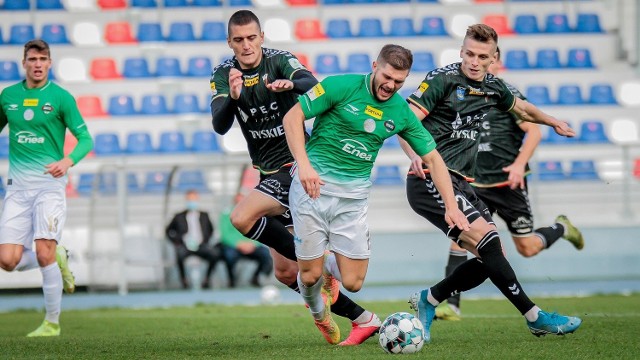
[166,189,221,289]
[219,189,273,288]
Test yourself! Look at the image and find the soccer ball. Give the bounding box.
[378,312,425,354]
[260,285,281,305]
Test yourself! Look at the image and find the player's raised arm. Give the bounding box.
[510,98,575,137]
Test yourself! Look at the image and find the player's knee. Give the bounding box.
[0,258,19,271]
[274,267,297,285]
[35,252,54,267]
[299,268,322,287]
[342,278,363,293]
[515,243,538,258]
[229,210,250,234]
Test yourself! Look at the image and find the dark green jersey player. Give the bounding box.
[402,24,583,343]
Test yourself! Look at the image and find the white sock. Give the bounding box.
[15,249,39,271]
[353,310,374,325]
[297,273,324,320]
[426,289,440,307]
[41,263,63,324]
[524,306,542,322]
[324,253,343,282]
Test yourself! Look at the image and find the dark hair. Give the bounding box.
[495,46,501,61]
[23,39,50,60]
[376,44,413,71]
[228,10,261,35]
[465,24,498,45]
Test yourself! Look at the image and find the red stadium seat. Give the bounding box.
[105,22,137,44]
[633,159,640,179]
[97,0,126,8]
[287,0,316,5]
[77,95,108,118]
[293,53,313,72]
[482,14,513,36]
[90,58,121,80]
[294,19,326,40]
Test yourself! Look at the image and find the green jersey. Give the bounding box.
[473,81,530,186]
[0,80,91,190]
[407,63,515,180]
[299,73,436,199]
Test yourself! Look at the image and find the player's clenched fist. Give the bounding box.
[229,68,243,100]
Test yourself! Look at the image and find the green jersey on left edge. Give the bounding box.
[0,80,90,190]
[299,73,436,199]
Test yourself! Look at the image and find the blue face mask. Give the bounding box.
[186,201,198,211]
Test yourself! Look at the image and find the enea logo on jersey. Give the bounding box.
[364,105,382,120]
[16,130,45,144]
[340,139,372,161]
[413,82,429,97]
[244,74,259,87]
[23,99,38,107]
[306,83,325,101]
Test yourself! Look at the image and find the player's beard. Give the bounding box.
[371,74,395,102]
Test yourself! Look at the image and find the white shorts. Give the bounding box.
[0,188,67,248]
[290,179,371,260]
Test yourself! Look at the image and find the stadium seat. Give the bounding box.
[634,159,640,179]
[187,56,213,77]
[419,17,448,36]
[576,13,603,33]
[165,0,187,6]
[588,84,617,105]
[97,0,125,8]
[321,0,343,4]
[0,136,10,158]
[346,53,371,73]
[168,22,196,42]
[158,131,187,153]
[513,14,540,34]
[193,0,222,5]
[65,0,97,10]
[191,130,221,153]
[77,95,107,118]
[557,85,584,105]
[0,61,21,82]
[41,24,70,44]
[76,173,98,195]
[175,170,209,192]
[382,134,401,148]
[90,58,121,80]
[293,53,312,72]
[545,14,571,33]
[71,22,102,46]
[93,133,122,156]
[295,19,326,40]
[56,57,88,82]
[326,19,353,38]
[567,48,594,68]
[131,0,156,7]
[108,95,136,116]
[373,165,403,186]
[201,21,226,41]
[174,94,200,114]
[143,171,171,193]
[3,0,29,10]
[412,51,436,72]
[389,18,415,37]
[569,160,599,180]
[579,120,609,143]
[482,14,513,35]
[9,24,35,45]
[535,48,561,69]
[358,18,384,37]
[105,22,136,43]
[86,173,140,195]
[122,58,152,78]
[542,126,576,144]
[287,0,316,5]
[525,85,552,105]
[229,0,251,5]
[126,132,155,154]
[140,94,169,115]
[137,23,164,42]
[536,161,567,181]
[156,57,182,77]
[504,49,531,70]
[0,28,3,45]
[315,53,341,74]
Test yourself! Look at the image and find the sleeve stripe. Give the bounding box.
[407,98,430,116]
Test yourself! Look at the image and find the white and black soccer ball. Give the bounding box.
[378,312,425,354]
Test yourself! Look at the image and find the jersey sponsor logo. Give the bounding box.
[306,83,325,101]
[23,99,38,107]
[16,130,45,144]
[288,58,304,70]
[412,82,429,98]
[363,119,376,133]
[456,86,465,100]
[511,216,533,233]
[477,142,492,152]
[247,101,280,122]
[364,105,382,120]
[244,74,259,87]
[343,103,359,115]
[23,109,34,121]
[8,104,18,111]
[249,125,285,139]
[384,119,395,132]
[340,139,372,161]
[42,103,53,114]
[210,82,217,96]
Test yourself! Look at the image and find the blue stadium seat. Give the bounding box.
[229,0,251,5]
[579,120,609,143]
[201,21,226,41]
[187,56,213,77]
[156,57,182,77]
[137,23,163,42]
[315,53,341,74]
[41,24,69,44]
[175,170,209,192]
[557,85,584,105]
[77,173,139,195]
[326,19,353,38]
[0,61,21,82]
[0,28,3,45]
[93,133,122,156]
[504,49,531,70]
[9,24,35,45]
[576,13,602,33]
[37,0,64,9]
[165,0,187,6]
[0,136,9,158]
[159,131,187,153]
[545,14,571,33]
[140,94,169,115]
[76,173,98,196]
[123,58,152,78]
[126,132,155,154]
[536,161,567,181]
[108,95,136,116]
[382,135,400,149]
[201,94,212,113]
[346,53,371,73]
[131,0,156,7]
[569,160,599,180]
[174,94,200,114]
[419,17,448,36]
[588,84,616,105]
[525,85,552,105]
[389,18,415,37]
[567,48,594,68]
[411,51,436,72]
[358,18,384,37]
[193,0,221,6]
[535,48,561,69]
[3,0,29,10]
[373,165,403,186]
[513,14,540,34]
[0,176,5,198]
[191,130,221,153]
[167,22,196,42]
[143,171,171,193]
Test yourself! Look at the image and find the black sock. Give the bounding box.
[430,258,489,303]
[445,250,467,308]
[534,223,565,249]
[476,231,535,315]
[286,281,364,321]
[245,217,296,261]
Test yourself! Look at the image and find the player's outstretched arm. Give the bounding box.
[510,98,575,137]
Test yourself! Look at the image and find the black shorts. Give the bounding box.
[473,183,534,237]
[406,173,493,241]
[256,166,293,227]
